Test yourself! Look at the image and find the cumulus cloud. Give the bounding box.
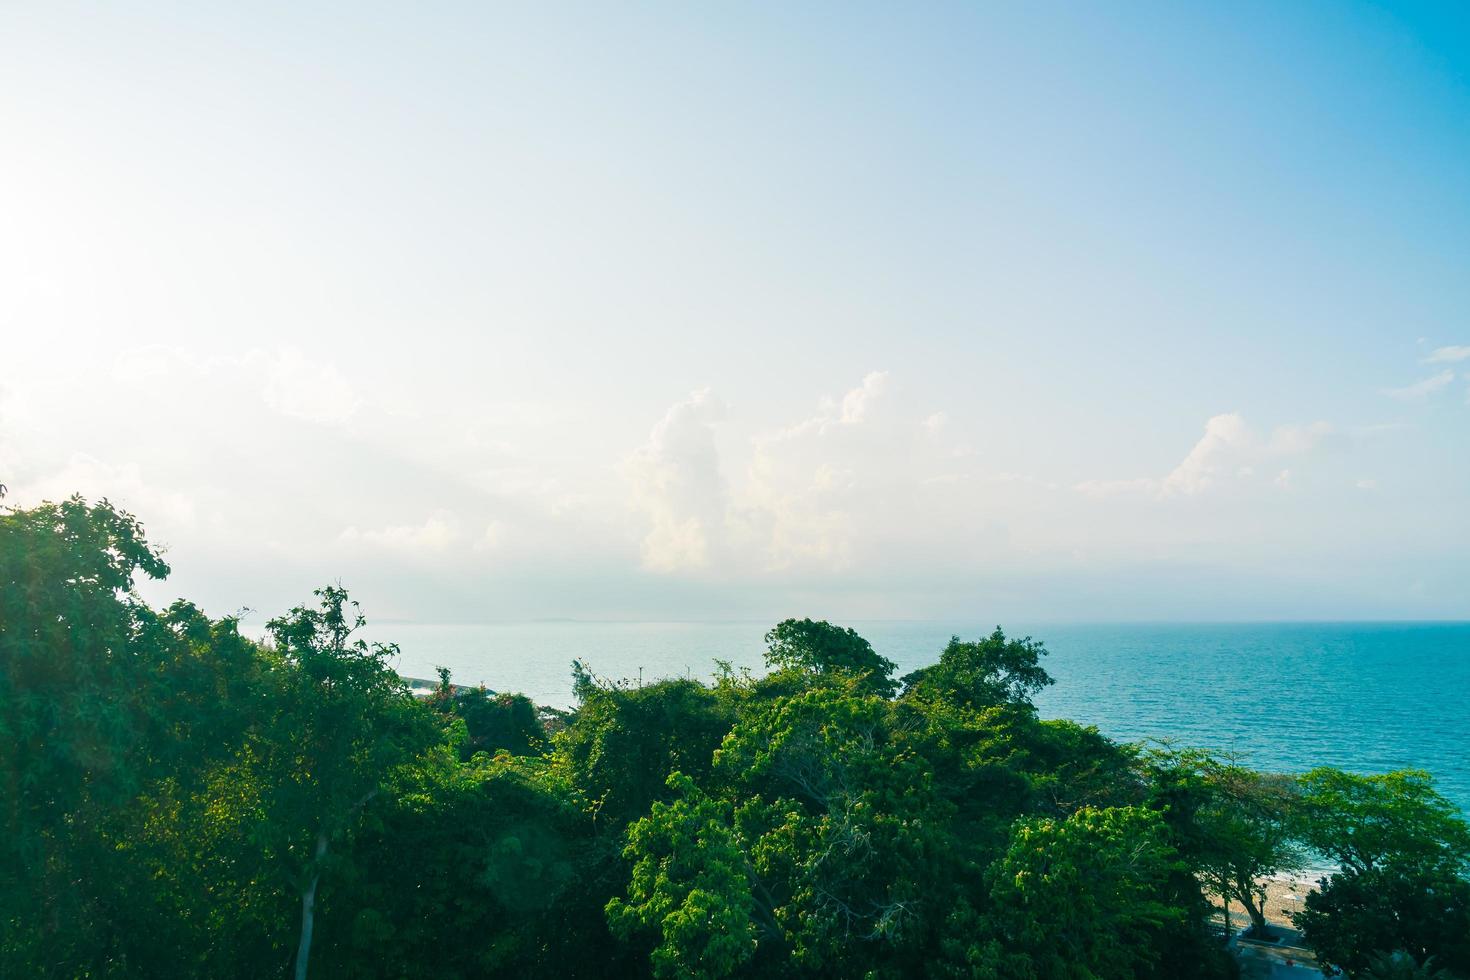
[1161,413,1252,496]
[1073,477,1160,498]
[1074,413,1333,500]
[1383,370,1455,400]
[1162,416,1330,496]
[986,472,1059,491]
[0,383,29,488]
[2,343,579,619]
[1265,421,1336,455]
[256,348,362,425]
[11,340,1442,622]
[626,388,729,572]
[625,372,989,576]
[110,345,363,424]
[740,371,936,570]
[1424,345,1470,364]
[477,520,506,552]
[340,510,459,553]
[839,370,887,423]
[21,453,198,531]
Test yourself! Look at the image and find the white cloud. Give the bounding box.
[988,472,1059,491]
[741,372,906,570]
[0,383,29,491]
[1424,345,1470,364]
[1355,478,1377,491]
[1161,414,1331,497]
[109,344,363,425]
[839,371,888,423]
[1073,477,1159,498]
[626,372,993,576]
[1383,370,1455,400]
[340,510,459,553]
[20,453,198,531]
[1162,412,1251,496]
[626,388,728,572]
[257,348,362,425]
[735,371,1002,572]
[1266,421,1334,455]
[111,345,183,383]
[9,337,1455,624]
[476,520,506,552]
[1075,413,1333,500]
[3,343,606,617]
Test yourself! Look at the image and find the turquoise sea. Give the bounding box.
[361,620,1470,815]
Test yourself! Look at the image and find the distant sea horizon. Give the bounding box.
[311,619,1469,815]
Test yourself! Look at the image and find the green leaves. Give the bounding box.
[900,627,1053,711]
[763,618,899,697]
[7,502,1467,980]
[1297,768,1470,876]
[1,496,182,971]
[1178,754,1305,931]
[978,806,1183,979]
[607,774,757,980]
[1293,768,1470,975]
[312,752,615,978]
[712,687,961,974]
[1295,864,1470,977]
[554,677,735,829]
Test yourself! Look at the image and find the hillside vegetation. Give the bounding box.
[4,497,1468,979]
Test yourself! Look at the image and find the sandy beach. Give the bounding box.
[1204,872,1324,930]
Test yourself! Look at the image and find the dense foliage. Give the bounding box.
[3,497,1468,979]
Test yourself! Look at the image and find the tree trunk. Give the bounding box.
[1237,875,1268,933]
[1213,873,1233,937]
[294,830,330,980]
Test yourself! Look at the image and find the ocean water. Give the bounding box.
[360,620,1470,815]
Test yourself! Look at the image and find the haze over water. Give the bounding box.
[358,619,1470,815]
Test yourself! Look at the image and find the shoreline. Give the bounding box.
[1205,871,1326,930]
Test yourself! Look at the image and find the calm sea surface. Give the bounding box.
[358,620,1470,815]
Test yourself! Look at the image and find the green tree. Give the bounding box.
[900,628,1053,711]
[763,618,899,697]
[314,751,623,979]
[262,587,439,980]
[714,687,962,976]
[555,671,735,830]
[607,773,758,979]
[94,602,284,977]
[1193,758,1303,934]
[975,806,1183,979]
[0,497,172,971]
[1,497,292,977]
[114,733,296,976]
[1294,768,1470,977]
[1295,865,1470,977]
[1359,951,1460,980]
[1296,768,1470,875]
[1135,750,1246,980]
[1019,719,1144,816]
[427,668,547,759]
[19,495,1462,980]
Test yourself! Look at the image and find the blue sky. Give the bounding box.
[1,2,1467,622]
